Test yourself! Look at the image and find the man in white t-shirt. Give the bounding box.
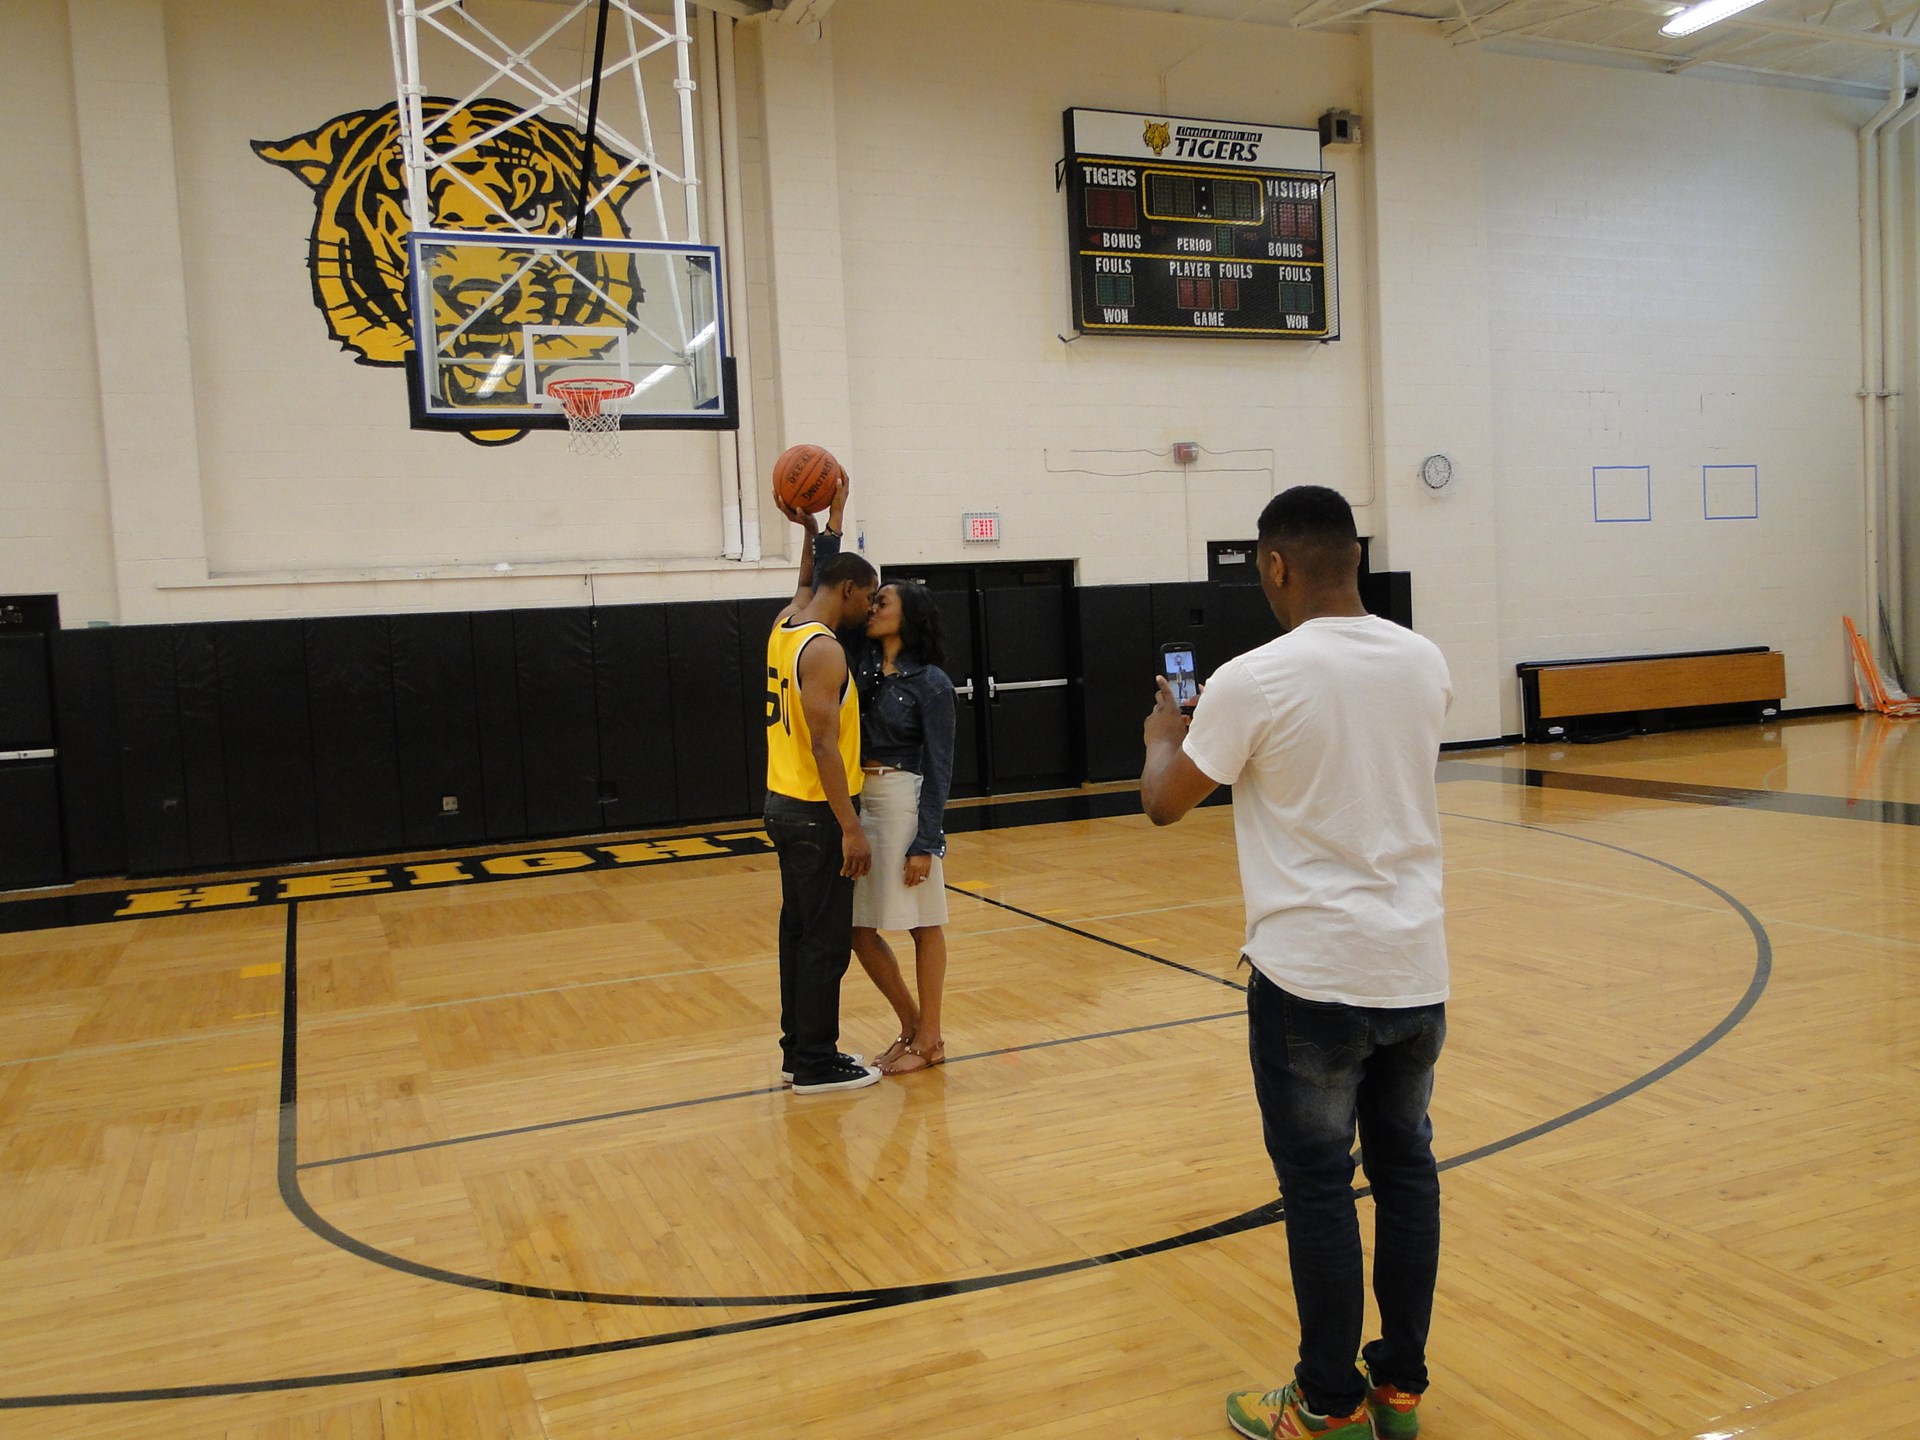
[1140,486,1452,1440]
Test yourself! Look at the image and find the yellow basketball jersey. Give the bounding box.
[765,618,863,802]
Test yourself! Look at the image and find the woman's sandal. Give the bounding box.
[871,1035,912,1069]
[881,1040,945,1075]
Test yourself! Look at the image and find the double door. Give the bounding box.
[879,561,1079,797]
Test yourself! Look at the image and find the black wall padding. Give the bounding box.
[49,630,126,879]
[1150,582,1213,668]
[512,607,601,838]
[305,615,405,859]
[591,603,677,830]
[111,626,191,875]
[1077,585,1154,782]
[390,612,488,849]
[0,633,53,746]
[216,620,319,864]
[736,598,784,817]
[172,625,234,870]
[665,601,749,822]
[1361,571,1413,629]
[1212,586,1280,670]
[471,610,528,840]
[0,761,63,890]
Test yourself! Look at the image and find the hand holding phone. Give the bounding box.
[1160,642,1198,711]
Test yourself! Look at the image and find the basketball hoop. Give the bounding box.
[547,378,636,457]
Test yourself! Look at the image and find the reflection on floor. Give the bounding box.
[0,714,1914,1439]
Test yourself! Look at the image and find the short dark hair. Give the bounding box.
[1256,486,1360,585]
[817,552,878,592]
[887,580,946,669]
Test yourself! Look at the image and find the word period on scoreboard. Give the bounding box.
[1062,108,1338,341]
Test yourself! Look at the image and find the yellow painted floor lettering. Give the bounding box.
[113,882,260,917]
[277,869,394,900]
[402,861,473,887]
[480,850,595,876]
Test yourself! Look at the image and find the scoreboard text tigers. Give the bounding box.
[1063,108,1338,340]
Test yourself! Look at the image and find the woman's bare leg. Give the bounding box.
[852,925,918,1060]
[881,924,945,1071]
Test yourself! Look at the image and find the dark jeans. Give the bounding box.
[1247,967,1446,1416]
[763,791,857,1081]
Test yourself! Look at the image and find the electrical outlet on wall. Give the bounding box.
[440,796,460,814]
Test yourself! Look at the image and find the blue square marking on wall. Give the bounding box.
[1592,466,1652,523]
[1703,465,1759,521]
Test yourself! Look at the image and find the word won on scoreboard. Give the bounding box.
[1063,108,1338,341]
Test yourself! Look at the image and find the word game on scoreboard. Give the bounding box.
[1063,108,1338,340]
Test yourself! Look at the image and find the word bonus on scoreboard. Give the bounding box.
[1063,108,1337,340]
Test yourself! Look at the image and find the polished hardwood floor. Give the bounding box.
[0,713,1915,1438]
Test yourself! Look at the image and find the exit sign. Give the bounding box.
[963,511,1001,543]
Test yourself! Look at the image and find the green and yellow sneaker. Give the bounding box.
[1225,1381,1372,1439]
[1364,1366,1422,1440]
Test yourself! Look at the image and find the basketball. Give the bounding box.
[771,443,844,515]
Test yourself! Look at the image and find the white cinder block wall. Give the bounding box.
[1362,19,1503,742]
[1483,53,1870,726]
[1,0,116,625]
[824,0,1372,585]
[0,0,1892,738]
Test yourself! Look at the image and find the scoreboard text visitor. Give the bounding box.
[1063,108,1338,341]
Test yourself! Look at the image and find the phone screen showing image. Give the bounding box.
[1161,646,1198,709]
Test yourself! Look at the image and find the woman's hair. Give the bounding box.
[888,580,946,669]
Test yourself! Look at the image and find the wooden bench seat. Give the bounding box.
[1518,647,1784,742]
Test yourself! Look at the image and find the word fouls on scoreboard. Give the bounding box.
[1064,108,1337,341]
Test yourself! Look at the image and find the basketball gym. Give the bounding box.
[1,1,1917,1436]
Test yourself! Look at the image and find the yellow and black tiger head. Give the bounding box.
[254,98,650,444]
[1143,120,1171,157]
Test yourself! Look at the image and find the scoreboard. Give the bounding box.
[1063,107,1337,341]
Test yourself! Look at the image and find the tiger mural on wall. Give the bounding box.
[254,98,650,446]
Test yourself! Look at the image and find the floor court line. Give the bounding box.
[0,793,1788,1415]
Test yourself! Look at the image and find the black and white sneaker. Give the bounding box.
[781,1052,863,1085]
[790,1059,882,1094]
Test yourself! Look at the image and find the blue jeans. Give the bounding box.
[763,792,857,1081]
[1247,968,1446,1415]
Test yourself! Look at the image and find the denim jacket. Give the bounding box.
[813,531,956,857]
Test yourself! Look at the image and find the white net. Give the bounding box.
[549,379,635,457]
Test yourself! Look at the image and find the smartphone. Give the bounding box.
[1160,642,1198,710]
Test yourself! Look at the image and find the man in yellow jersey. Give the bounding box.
[767,489,883,1094]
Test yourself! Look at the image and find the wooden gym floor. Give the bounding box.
[0,712,1915,1438]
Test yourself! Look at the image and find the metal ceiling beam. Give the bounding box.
[1678,7,1920,50]
[1453,1,1602,45]
[1664,23,1775,65]
[1294,0,1416,27]
[1475,26,1886,85]
[1291,0,1362,25]
[773,0,837,24]
[1457,0,1920,51]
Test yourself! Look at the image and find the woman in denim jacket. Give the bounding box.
[814,485,957,1074]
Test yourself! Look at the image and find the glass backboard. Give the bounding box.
[406,231,735,433]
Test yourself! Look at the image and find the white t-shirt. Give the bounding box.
[1182,615,1453,1008]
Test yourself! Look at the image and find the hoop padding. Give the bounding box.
[548,378,637,457]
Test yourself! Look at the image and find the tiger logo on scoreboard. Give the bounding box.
[1143,119,1172,157]
[254,98,650,445]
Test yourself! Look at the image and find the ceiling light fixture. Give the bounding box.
[1660,0,1768,37]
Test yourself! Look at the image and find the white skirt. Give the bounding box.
[853,768,949,931]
